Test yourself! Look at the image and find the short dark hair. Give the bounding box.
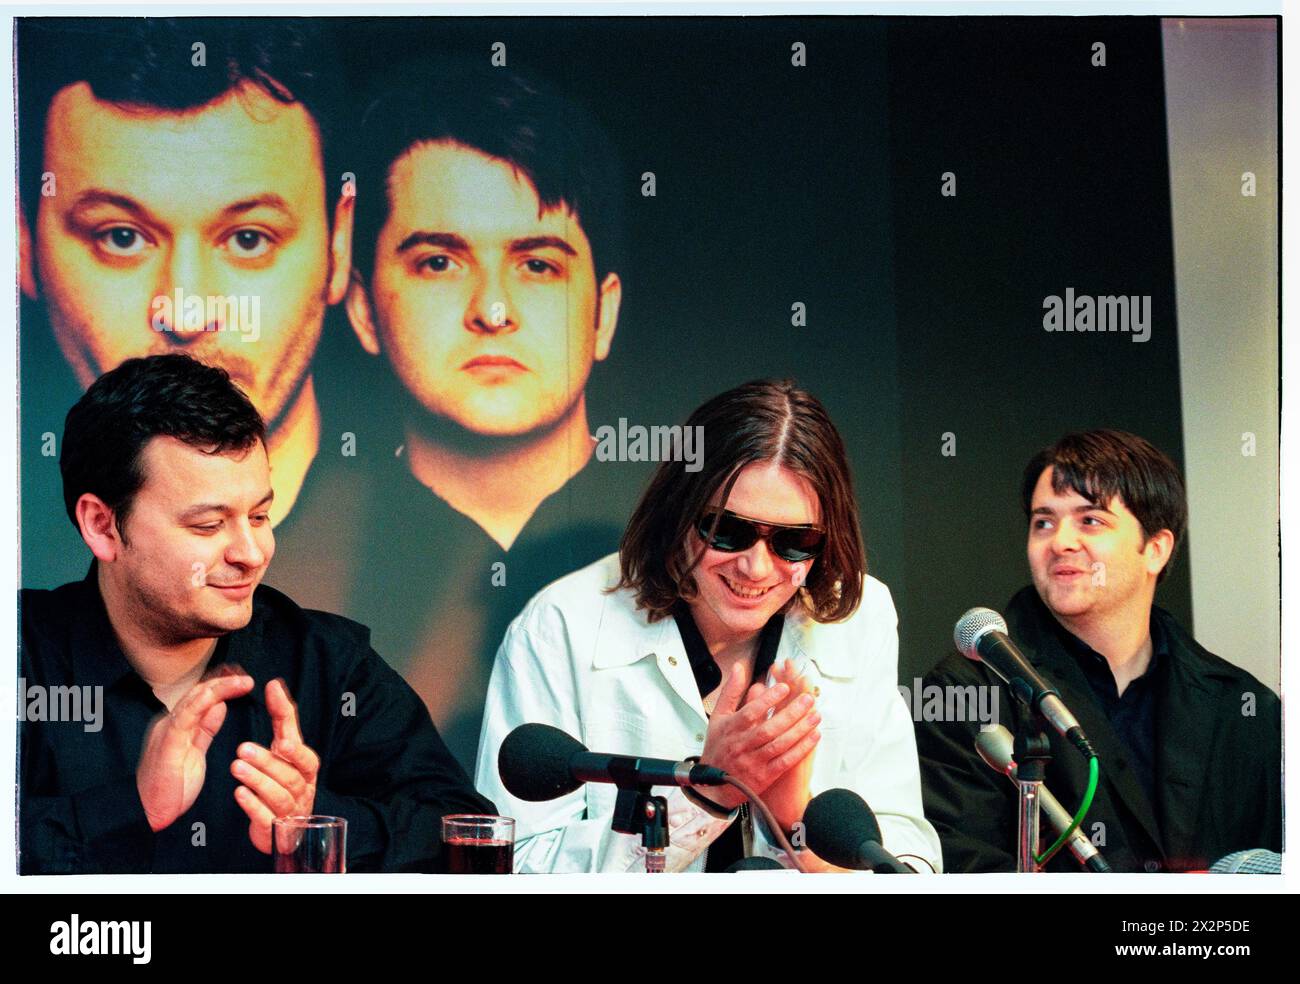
[351,58,625,286]
[18,17,344,231]
[60,354,266,543]
[1021,429,1188,582]
[618,379,866,623]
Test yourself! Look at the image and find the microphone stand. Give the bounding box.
[605,774,811,874]
[1013,715,1052,873]
[612,784,669,873]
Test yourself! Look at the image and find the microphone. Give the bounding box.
[725,857,787,872]
[497,723,728,802]
[802,789,915,873]
[975,725,1111,872]
[955,607,1095,758]
[1209,850,1282,874]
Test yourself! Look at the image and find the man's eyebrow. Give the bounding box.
[178,502,227,521]
[178,489,274,521]
[395,231,471,254]
[1030,502,1112,516]
[218,194,296,221]
[67,190,295,226]
[509,235,577,256]
[67,189,156,222]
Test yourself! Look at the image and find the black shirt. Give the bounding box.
[1054,617,1169,811]
[19,562,495,874]
[672,603,785,872]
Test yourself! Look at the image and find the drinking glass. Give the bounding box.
[442,815,515,874]
[273,815,347,873]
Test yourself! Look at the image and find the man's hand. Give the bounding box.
[137,669,255,833]
[232,678,321,854]
[698,661,821,811]
[762,661,820,832]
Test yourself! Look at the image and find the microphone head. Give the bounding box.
[974,724,1016,777]
[1209,849,1282,874]
[803,788,882,870]
[498,723,588,802]
[725,857,787,872]
[954,607,1008,660]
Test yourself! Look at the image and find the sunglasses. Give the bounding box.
[695,509,826,563]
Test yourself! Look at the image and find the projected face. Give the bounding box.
[350,140,620,438]
[27,81,347,433]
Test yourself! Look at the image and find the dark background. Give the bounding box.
[884,17,1187,675]
[336,15,1190,678]
[20,15,1189,695]
[337,15,1191,678]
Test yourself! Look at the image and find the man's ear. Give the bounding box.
[19,204,38,300]
[326,189,355,306]
[593,271,622,362]
[1143,529,1176,578]
[76,494,122,564]
[345,270,381,356]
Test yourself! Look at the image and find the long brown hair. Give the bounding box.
[616,379,866,622]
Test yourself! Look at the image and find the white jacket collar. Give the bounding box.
[591,594,857,680]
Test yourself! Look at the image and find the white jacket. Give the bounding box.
[474,553,943,873]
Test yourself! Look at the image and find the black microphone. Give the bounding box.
[725,857,786,872]
[498,723,729,802]
[975,725,1111,872]
[802,789,915,873]
[954,608,1095,758]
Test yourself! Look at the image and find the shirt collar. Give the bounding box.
[672,601,785,698]
[590,592,853,682]
[70,560,138,690]
[70,558,254,690]
[590,581,841,678]
[1053,608,1168,680]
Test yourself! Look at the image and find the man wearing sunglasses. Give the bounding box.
[698,509,827,560]
[475,380,941,872]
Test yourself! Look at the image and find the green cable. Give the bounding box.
[1033,755,1099,868]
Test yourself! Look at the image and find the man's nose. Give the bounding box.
[1052,520,1082,552]
[225,520,269,571]
[464,267,518,336]
[152,237,222,339]
[735,539,776,581]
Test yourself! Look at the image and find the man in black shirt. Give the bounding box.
[915,430,1282,872]
[20,354,493,874]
